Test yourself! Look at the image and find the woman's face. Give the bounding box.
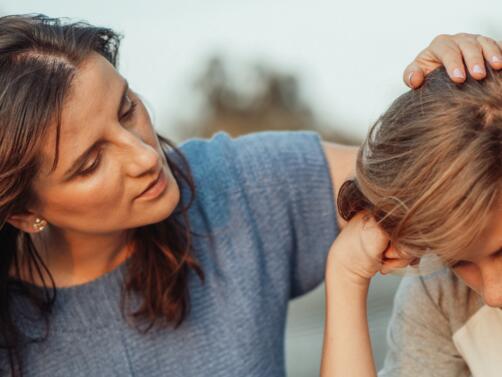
[26,51,180,235]
[450,198,502,308]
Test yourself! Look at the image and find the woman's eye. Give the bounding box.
[120,98,137,122]
[79,154,102,177]
[451,260,470,269]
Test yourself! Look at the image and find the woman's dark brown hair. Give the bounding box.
[338,65,502,262]
[0,14,204,376]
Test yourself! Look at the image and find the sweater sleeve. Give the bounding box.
[378,273,471,377]
[181,130,339,299]
[230,131,339,298]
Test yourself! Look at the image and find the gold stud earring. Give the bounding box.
[33,217,47,232]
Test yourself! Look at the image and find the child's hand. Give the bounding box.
[326,211,417,287]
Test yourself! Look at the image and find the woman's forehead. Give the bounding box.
[62,53,122,137]
[38,53,124,178]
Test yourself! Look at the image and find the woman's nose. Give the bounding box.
[120,131,160,176]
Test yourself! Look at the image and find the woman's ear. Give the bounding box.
[6,212,47,234]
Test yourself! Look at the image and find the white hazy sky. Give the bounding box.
[1,1,501,141]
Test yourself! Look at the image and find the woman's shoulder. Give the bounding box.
[171,130,325,210]
[181,127,322,157]
[176,132,239,192]
[177,130,326,192]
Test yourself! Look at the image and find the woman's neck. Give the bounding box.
[11,227,134,288]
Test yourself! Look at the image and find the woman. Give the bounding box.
[0,13,496,377]
[321,47,502,376]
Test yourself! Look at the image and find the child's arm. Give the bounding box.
[320,212,413,377]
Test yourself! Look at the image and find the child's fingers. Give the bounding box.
[383,244,414,260]
[380,257,418,275]
[383,247,401,259]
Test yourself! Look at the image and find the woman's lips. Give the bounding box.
[135,170,167,200]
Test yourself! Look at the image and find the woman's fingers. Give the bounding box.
[455,36,486,79]
[404,33,502,89]
[405,35,467,88]
[427,36,468,82]
[476,35,502,70]
[403,61,425,89]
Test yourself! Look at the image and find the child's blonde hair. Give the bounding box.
[338,66,502,264]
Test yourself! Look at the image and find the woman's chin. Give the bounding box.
[134,174,181,226]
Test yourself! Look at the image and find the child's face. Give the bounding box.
[450,199,502,308]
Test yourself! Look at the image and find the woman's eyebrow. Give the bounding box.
[489,246,502,257]
[116,80,129,116]
[62,80,129,180]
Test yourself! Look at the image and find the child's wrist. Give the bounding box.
[325,256,372,293]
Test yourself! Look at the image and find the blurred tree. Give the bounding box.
[177,56,360,145]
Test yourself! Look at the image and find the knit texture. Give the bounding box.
[3,131,339,377]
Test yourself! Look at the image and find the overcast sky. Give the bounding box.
[2,0,501,141]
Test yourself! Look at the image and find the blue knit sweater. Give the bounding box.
[5,131,339,376]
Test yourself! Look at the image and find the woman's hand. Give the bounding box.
[405,33,502,89]
[325,211,415,287]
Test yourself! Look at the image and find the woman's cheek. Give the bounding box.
[78,166,122,205]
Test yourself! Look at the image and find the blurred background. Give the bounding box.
[2,1,500,375]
